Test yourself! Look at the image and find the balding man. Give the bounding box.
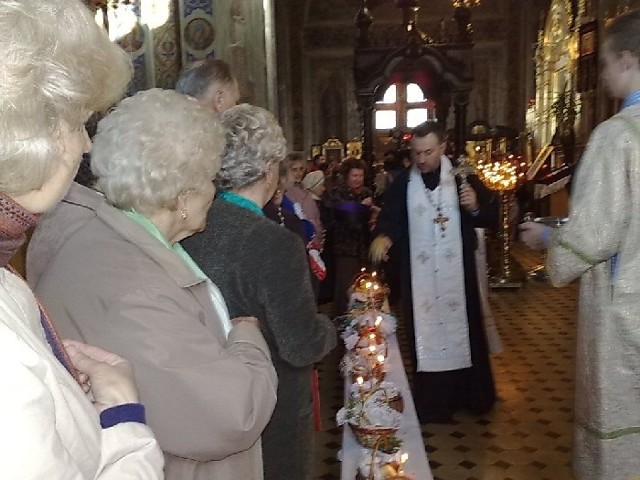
[176,58,240,113]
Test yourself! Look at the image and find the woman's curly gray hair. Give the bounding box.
[0,0,131,196]
[91,89,224,213]
[216,104,287,191]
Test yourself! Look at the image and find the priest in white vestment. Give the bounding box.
[372,121,498,424]
[520,10,640,479]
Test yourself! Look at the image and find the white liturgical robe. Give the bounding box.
[547,104,640,480]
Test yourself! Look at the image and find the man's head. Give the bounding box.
[601,9,640,99]
[176,59,240,113]
[410,122,447,174]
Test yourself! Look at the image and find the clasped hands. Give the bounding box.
[64,340,139,414]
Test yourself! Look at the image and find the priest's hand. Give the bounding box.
[370,235,393,263]
[458,183,479,212]
[63,339,139,413]
[518,221,548,250]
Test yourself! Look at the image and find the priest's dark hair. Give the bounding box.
[606,9,640,57]
[412,121,447,143]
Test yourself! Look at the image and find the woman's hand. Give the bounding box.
[361,197,373,207]
[368,205,381,231]
[231,316,260,328]
[63,340,139,413]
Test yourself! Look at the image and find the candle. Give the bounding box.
[375,316,382,327]
[369,333,376,340]
[368,345,376,354]
[376,354,385,364]
[399,453,408,475]
[356,375,365,393]
[365,281,372,289]
[372,271,377,277]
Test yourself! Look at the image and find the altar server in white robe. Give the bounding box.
[372,121,498,424]
[520,10,640,480]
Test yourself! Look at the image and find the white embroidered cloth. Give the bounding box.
[407,158,471,371]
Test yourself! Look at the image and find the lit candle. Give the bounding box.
[369,333,376,340]
[356,375,365,393]
[368,345,377,354]
[365,281,372,289]
[376,354,385,364]
[399,453,408,475]
[375,316,382,327]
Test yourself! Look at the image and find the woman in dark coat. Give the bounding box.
[182,104,336,480]
[327,157,379,317]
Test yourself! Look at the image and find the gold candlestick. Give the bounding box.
[477,156,523,289]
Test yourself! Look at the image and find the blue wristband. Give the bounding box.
[470,208,480,217]
[100,403,146,429]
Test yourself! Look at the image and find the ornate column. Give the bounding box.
[355,0,373,48]
[358,95,376,165]
[453,90,469,157]
[453,5,473,43]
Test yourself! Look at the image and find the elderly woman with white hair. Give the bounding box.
[31,89,278,480]
[0,0,164,477]
[182,104,336,480]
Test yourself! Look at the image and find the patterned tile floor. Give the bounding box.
[314,244,579,480]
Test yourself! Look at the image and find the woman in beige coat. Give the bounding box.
[30,89,278,480]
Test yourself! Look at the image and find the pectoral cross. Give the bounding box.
[434,211,449,233]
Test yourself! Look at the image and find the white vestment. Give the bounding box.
[407,157,472,372]
[547,105,640,480]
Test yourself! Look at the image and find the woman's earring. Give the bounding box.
[180,208,188,220]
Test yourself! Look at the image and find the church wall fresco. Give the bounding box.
[152,0,181,89]
[84,0,273,110]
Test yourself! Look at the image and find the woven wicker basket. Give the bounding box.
[350,363,386,384]
[350,423,398,452]
[356,472,413,480]
[387,394,404,413]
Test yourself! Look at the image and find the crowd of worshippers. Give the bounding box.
[0,1,497,475]
[4,1,640,479]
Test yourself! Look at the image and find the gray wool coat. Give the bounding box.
[182,199,337,480]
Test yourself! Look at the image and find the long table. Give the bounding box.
[340,333,434,480]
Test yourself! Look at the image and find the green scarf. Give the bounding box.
[123,210,208,281]
[218,191,265,217]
